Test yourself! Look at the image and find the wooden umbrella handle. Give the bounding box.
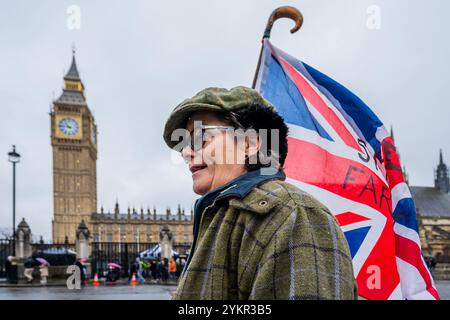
[263,6,304,39]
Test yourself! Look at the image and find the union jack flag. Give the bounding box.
[255,39,439,300]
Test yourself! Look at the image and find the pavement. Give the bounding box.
[436,280,450,300]
[0,277,178,287]
[0,284,175,300]
[1,279,449,300]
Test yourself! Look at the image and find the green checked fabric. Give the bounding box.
[172,179,358,300]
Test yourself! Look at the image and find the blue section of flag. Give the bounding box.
[302,63,383,154]
[393,198,419,233]
[260,53,333,141]
[344,226,371,258]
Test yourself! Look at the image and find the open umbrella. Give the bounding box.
[36,257,50,266]
[107,262,122,269]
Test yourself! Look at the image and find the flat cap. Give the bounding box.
[163,86,274,149]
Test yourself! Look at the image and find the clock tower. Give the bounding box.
[51,50,98,243]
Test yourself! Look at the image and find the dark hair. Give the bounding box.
[223,103,289,172]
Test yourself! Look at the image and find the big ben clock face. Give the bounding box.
[59,118,79,135]
[55,115,82,139]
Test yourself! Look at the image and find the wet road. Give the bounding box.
[0,284,175,300]
[0,281,449,300]
[436,281,450,300]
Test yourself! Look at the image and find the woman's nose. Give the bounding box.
[181,145,194,162]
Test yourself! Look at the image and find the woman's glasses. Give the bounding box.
[188,125,235,151]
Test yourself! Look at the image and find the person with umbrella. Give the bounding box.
[106,262,121,283]
[36,257,50,285]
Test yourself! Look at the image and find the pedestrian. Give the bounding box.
[142,259,151,278]
[39,264,49,285]
[175,258,182,279]
[163,86,357,299]
[150,260,158,282]
[23,255,38,283]
[157,259,168,283]
[136,257,145,284]
[128,259,138,281]
[168,258,177,281]
[6,256,18,284]
[75,259,86,285]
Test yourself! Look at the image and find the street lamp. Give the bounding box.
[7,145,20,255]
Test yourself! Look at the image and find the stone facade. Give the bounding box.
[51,52,97,243]
[411,150,450,263]
[90,205,193,243]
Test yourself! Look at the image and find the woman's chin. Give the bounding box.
[192,180,211,195]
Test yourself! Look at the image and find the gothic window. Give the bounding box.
[120,228,127,243]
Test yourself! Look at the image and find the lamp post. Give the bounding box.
[7,145,20,255]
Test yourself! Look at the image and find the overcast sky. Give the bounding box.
[1,0,449,240]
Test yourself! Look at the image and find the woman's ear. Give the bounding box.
[245,131,261,163]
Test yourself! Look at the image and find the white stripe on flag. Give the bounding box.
[394,222,421,247]
[396,257,436,300]
[391,182,412,212]
[287,123,388,185]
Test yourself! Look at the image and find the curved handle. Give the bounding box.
[263,6,303,39]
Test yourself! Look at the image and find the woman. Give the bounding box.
[163,86,357,300]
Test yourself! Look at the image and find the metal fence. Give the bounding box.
[173,242,191,255]
[91,242,159,277]
[31,242,76,266]
[0,238,14,278]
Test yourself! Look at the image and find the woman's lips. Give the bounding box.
[190,165,207,174]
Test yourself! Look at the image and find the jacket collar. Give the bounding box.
[185,168,285,274]
[194,168,285,219]
[215,168,285,200]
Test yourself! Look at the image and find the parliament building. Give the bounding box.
[413,150,450,263]
[50,52,193,244]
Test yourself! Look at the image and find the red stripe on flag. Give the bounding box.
[285,137,392,217]
[335,212,370,227]
[395,234,440,300]
[381,136,405,189]
[278,56,362,152]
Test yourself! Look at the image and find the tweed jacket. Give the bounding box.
[173,174,358,300]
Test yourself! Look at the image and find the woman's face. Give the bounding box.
[181,111,247,195]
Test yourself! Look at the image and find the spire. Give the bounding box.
[58,45,85,98]
[435,149,449,193]
[65,45,80,80]
[114,198,120,214]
